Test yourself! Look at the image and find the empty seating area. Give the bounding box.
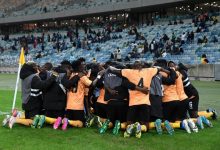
[0,0,139,18]
[1,16,220,67]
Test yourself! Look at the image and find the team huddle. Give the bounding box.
[2,57,217,138]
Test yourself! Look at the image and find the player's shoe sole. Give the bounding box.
[164,120,174,135]
[201,116,213,127]
[155,119,163,135]
[85,115,95,128]
[188,119,198,133]
[112,120,121,135]
[2,115,10,127]
[31,115,40,128]
[207,108,218,120]
[99,119,110,134]
[95,116,102,128]
[182,119,191,133]
[124,124,134,138]
[62,118,68,130]
[37,115,45,128]
[53,117,62,129]
[196,116,204,129]
[134,122,142,138]
[8,116,16,129]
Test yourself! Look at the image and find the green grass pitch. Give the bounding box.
[0,74,219,150]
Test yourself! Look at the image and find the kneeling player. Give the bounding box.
[3,62,56,129]
[110,61,168,138]
[64,60,104,129]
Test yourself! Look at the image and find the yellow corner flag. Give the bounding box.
[19,47,25,65]
[12,47,26,110]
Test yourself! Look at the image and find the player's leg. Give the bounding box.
[95,102,107,127]
[162,101,176,135]
[188,95,199,118]
[68,110,85,128]
[8,108,40,129]
[100,102,114,134]
[112,100,128,135]
[124,106,136,138]
[149,95,163,134]
[177,99,188,121]
[53,110,65,129]
[44,110,57,125]
[28,109,41,128]
[198,108,217,120]
[62,109,73,130]
[138,104,150,133]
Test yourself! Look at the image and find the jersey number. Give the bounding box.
[138,78,144,88]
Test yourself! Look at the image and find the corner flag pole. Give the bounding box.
[12,47,25,111]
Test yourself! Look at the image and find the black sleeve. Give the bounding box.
[180,70,187,80]
[31,75,55,90]
[162,69,176,85]
[121,77,136,90]
[61,74,80,89]
[96,77,104,88]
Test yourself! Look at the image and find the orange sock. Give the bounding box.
[108,122,113,129]
[198,111,213,118]
[45,117,56,124]
[69,120,83,128]
[141,125,147,132]
[100,118,106,123]
[121,122,127,130]
[149,122,155,129]
[175,121,181,123]
[170,122,181,128]
[15,118,33,126]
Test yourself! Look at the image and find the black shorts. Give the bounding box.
[177,99,189,120]
[107,100,128,123]
[149,95,163,119]
[188,95,199,111]
[127,104,150,124]
[95,102,107,119]
[162,100,179,122]
[25,108,42,119]
[184,85,199,98]
[45,110,65,118]
[66,109,85,122]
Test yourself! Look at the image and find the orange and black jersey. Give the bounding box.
[121,68,158,106]
[175,71,188,101]
[66,75,92,110]
[103,69,138,101]
[161,69,179,103]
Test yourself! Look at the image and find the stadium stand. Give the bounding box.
[0,0,220,68]
[0,0,139,18]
